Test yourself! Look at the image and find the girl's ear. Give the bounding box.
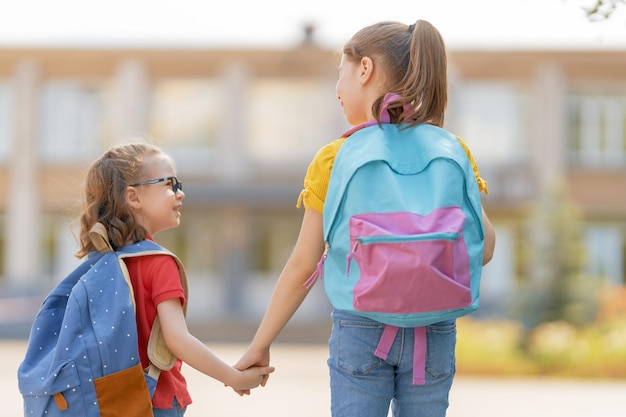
[126,186,142,210]
[359,56,374,85]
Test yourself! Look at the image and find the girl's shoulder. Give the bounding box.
[312,137,347,169]
[297,137,348,212]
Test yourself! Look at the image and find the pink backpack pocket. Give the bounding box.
[347,206,472,314]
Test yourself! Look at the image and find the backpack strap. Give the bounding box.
[412,327,427,385]
[146,254,189,373]
[374,325,427,385]
[374,325,398,359]
[89,222,113,253]
[88,223,184,380]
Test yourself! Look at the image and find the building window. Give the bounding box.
[585,225,626,285]
[0,82,12,161]
[39,80,104,162]
[450,82,529,165]
[569,94,626,167]
[246,79,340,162]
[148,79,222,149]
[250,210,301,276]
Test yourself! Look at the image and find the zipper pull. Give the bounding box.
[345,239,360,277]
[304,242,329,289]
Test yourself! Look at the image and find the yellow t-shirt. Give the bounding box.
[296,135,488,214]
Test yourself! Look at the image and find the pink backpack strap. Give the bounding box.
[374,325,398,359]
[340,92,411,138]
[374,325,427,385]
[412,327,427,385]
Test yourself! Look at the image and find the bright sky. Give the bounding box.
[0,0,625,49]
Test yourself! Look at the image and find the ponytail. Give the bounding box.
[343,19,448,127]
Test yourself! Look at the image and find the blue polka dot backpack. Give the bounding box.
[17,223,187,417]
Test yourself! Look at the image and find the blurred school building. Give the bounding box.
[0,30,625,334]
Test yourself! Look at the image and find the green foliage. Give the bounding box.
[514,185,600,329]
[456,318,536,376]
[580,0,626,21]
[456,309,626,378]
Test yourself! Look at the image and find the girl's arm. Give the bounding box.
[234,208,325,378]
[482,206,496,265]
[156,298,274,393]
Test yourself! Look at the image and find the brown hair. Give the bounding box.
[342,19,448,127]
[75,142,163,258]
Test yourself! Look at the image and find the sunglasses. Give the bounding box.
[129,176,183,193]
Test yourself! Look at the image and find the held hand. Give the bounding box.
[228,365,275,396]
[231,346,271,395]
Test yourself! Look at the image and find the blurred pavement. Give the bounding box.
[4,340,625,417]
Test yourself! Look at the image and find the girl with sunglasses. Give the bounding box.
[75,142,274,416]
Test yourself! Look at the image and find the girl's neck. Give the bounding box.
[342,93,417,138]
[342,120,381,138]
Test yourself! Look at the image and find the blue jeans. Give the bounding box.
[153,398,186,417]
[328,310,457,417]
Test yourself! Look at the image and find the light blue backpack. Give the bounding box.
[17,224,187,417]
[305,120,485,384]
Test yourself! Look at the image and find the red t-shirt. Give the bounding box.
[124,250,192,410]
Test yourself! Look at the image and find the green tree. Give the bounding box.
[577,0,626,21]
[515,185,600,329]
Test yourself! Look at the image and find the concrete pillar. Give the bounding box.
[5,59,41,287]
[530,63,568,195]
[217,63,249,180]
[110,60,150,144]
[214,64,253,316]
[219,206,250,317]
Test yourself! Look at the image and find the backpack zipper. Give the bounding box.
[304,242,330,289]
[345,232,460,276]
